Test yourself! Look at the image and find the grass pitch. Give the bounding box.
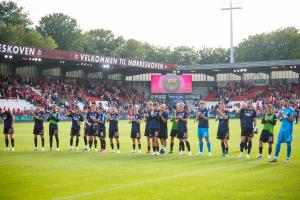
[0,119,299,200]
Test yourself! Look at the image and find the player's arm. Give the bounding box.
[54,112,60,122]
[236,107,243,114]
[160,113,168,123]
[286,110,295,122]
[271,114,277,125]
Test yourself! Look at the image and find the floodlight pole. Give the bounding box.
[221,0,242,64]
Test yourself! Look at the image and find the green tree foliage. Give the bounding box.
[0,24,57,48]
[0,1,57,49]
[36,13,82,51]
[82,29,125,56]
[0,0,31,27]
[236,27,300,62]
[197,47,230,64]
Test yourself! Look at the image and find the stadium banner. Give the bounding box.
[151,75,192,94]
[0,43,176,71]
[150,94,202,100]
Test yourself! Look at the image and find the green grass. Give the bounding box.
[0,119,299,200]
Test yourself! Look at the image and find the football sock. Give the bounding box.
[54,134,59,148]
[75,138,79,147]
[34,137,37,147]
[50,135,53,148]
[275,142,281,157]
[247,141,252,154]
[133,144,136,150]
[287,142,291,158]
[147,146,151,151]
[185,141,191,151]
[5,138,9,147]
[170,142,174,151]
[89,140,92,148]
[221,142,225,154]
[152,146,156,151]
[41,137,45,147]
[225,147,229,154]
[70,137,73,146]
[111,143,114,150]
[94,139,97,148]
[207,142,211,152]
[268,147,272,155]
[138,144,141,150]
[259,147,263,154]
[11,138,14,148]
[84,136,87,146]
[240,142,245,152]
[199,141,203,152]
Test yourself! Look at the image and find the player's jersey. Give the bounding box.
[109,113,119,129]
[131,113,142,131]
[97,113,107,129]
[0,111,13,127]
[68,113,84,129]
[47,112,60,125]
[144,111,149,129]
[280,107,295,133]
[177,111,188,131]
[147,109,160,129]
[171,112,178,130]
[34,111,45,128]
[261,113,277,134]
[217,110,229,132]
[240,108,256,128]
[196,108,209,128]
[86,112,98,126]
[160,111,169,131]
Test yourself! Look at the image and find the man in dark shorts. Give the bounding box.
[237,100,257,158]
[108,107,120,153]
[256,104,277,159]
[32,107,45,151]
[66,106,83,151]
[0,107,15,151]
[129,106,143,153]
[159,104,168,155]
[86,105,98,152]
[147,102,160,155]
[177,103,191,156]
[169,104,178,154]
[215,102,230,158]
[95,107,107,152]
[47,105,61,151]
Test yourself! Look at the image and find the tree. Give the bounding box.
[0,24,57,48]
[236,27,300,62]
[0,0,31,27]
[82,29,125,56]
[36,13,82,51]
[170,46,198,65]
[197,47,230,64]
[120,39,147,59]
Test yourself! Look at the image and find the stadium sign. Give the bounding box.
[0,43,176,71]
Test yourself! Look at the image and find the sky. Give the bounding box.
[14,0,300,49]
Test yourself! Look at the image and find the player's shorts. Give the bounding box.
[97,127,106,138]
[170,129,178,137]
[33,126,44,135]
[70,128,80,136]
[149,128,159,138]
[131,129,141,139]
[177,130,188,139]
[159,128,168,139]
[87,125,96,136]
[217,130,229,140]
[277,130,292,143]
[260,130,273,143]
[109,128,119,138]
[144,127,150,137]
[241,127,254,137]
[3,125,13,134]
[198,128,209,138]
[49,125,58,135]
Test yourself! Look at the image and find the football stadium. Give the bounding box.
[1,1,300,200]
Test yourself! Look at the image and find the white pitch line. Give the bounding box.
[52,162,246,200]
